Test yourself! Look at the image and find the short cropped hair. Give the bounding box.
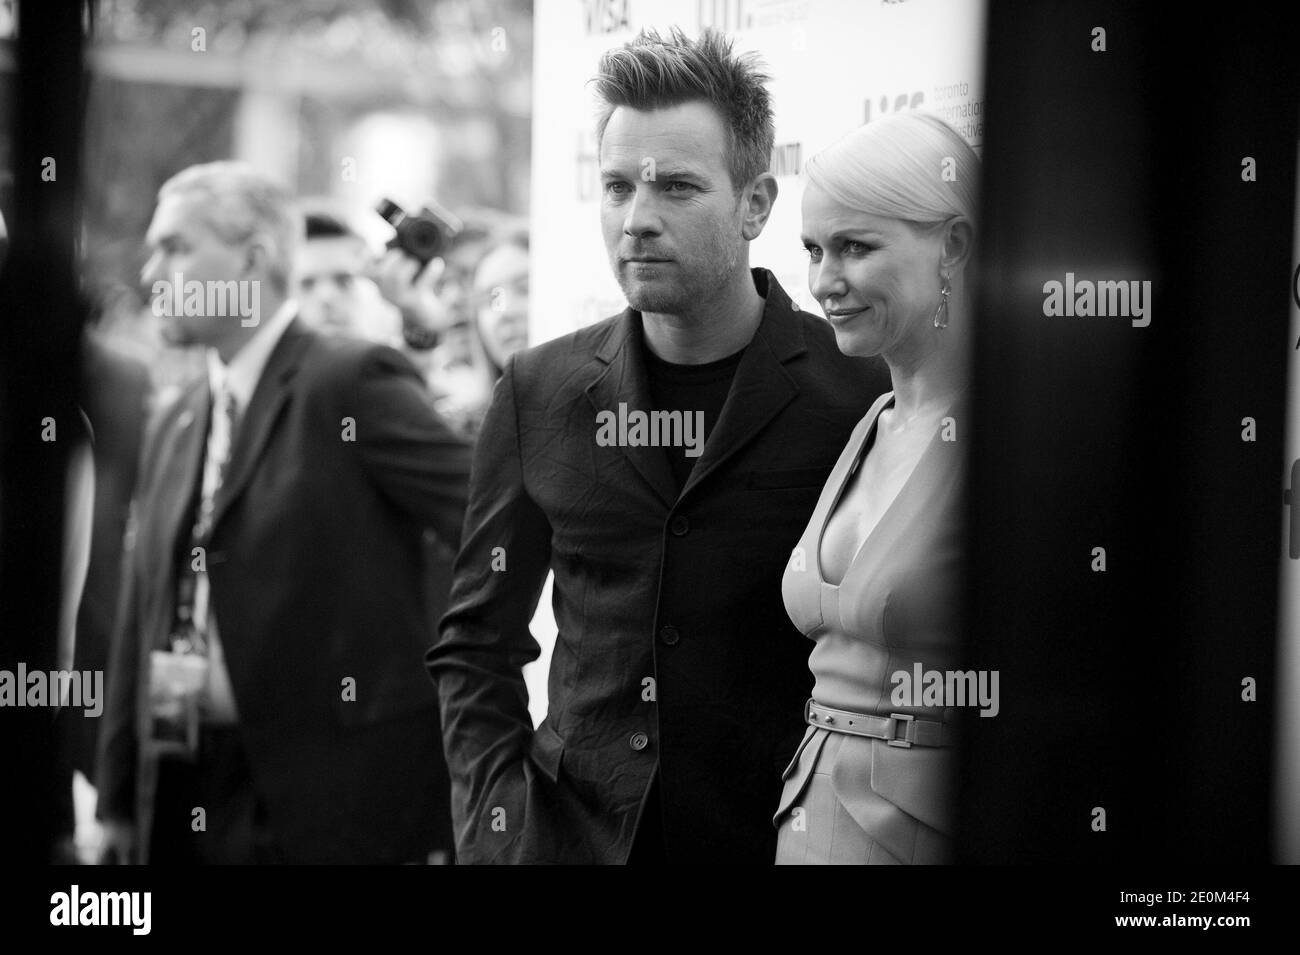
[592,27,774,194]
[804,112,980,230]
[303,209,362,242]
[158,161,299,293]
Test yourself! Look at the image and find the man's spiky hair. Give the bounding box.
[592,26,775,193]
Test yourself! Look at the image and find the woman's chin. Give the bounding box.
[831,326,883,359]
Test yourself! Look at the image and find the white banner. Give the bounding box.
[529,0,987,345]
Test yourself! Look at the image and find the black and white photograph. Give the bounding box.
[0,0,1297,934]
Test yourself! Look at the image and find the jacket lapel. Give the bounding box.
[679,270,805,500]
[146,381,208,650]
[584,310,679,508]
[211,318,311,533]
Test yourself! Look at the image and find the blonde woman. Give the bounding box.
[775,112,979,864]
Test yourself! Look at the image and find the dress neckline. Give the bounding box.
[814,392,953,588]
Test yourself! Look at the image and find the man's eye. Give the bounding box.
[665,181,696,193]
[605,181,630,196]
[803,245,822,263]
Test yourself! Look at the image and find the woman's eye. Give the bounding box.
[844,240,873,255]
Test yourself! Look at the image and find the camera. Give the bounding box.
[375,197,462,271]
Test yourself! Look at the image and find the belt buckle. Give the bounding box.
[886,713,914,748]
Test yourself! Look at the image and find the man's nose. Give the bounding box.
[622,186,662,238]
[140,250,165,286]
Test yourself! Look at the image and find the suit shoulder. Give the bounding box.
[507,314,621,392]
[788,307,842,353]
[297,332,422,392]
[788,309,890,388]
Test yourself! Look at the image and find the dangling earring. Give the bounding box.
[933,273,952,329]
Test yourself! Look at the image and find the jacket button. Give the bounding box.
[659,626,680,646]
[629,732,649,751]
[669,515,690,536]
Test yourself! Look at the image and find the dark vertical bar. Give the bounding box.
[0,0,88,865]
[957,0,1296,862]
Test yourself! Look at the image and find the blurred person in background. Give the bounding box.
[434,226,532,437]
[374,210,506,437]
[3,204,126,863]
[471,228,530,381]
[292,201,460,863]
[58,303,153,863]
[294,208,400,346]
[97,161,471,864]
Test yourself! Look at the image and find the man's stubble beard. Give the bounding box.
[617,231,743,318]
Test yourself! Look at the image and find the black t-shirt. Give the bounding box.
[642,343,747,493]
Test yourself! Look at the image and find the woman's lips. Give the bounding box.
[824,305,870,323]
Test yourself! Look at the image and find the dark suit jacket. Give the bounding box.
[50,339,150,848]
[427,269,890,864]
[70,338,151,781]
[97,317,472,863]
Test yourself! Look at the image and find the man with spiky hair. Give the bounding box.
[429,28,889,864]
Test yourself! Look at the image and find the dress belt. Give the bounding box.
[805,699,958,748]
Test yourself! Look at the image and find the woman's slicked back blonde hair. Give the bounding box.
[804,111,980,229]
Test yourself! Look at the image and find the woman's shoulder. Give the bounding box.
[850,391,896,441]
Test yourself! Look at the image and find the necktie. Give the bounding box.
[194,385,240,543]
[173,383,239,654]
[189,383,242,723]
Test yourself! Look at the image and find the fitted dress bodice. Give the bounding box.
[774,391,967,863]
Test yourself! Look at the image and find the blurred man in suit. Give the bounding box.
[291,203,458,863]
[427,28,890,864]
[98,162,471,863]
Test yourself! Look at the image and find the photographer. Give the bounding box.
[372,204,506,438]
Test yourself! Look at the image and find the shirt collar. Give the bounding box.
[206,299,297,412]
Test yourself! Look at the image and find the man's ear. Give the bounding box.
[243,233,277,283]
[740,172,778,242]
